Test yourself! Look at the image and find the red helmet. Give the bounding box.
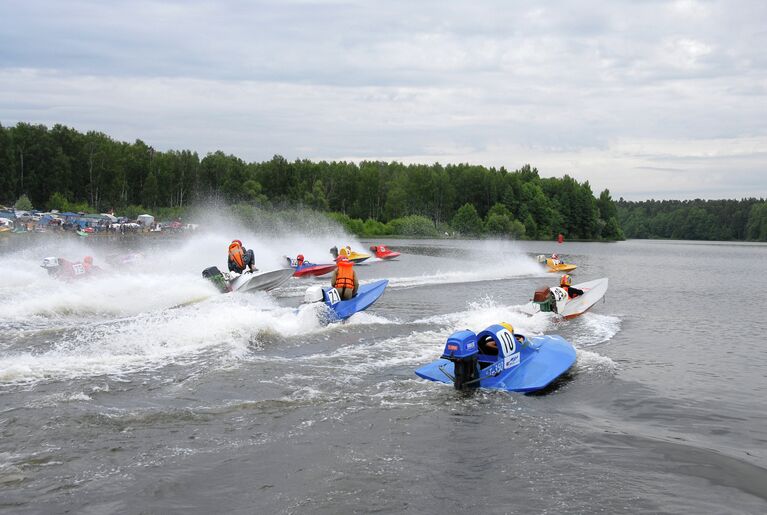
[297,254,304,264]
[560,274,572,287]
[231,239,243,247]
[84,256,93,264]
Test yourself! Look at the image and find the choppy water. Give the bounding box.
[1,232,766,514]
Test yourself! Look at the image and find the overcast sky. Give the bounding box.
[1,0,765,199]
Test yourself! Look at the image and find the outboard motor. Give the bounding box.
[441,329,480,390]
[329,246,339,259]
[41,256,61,276]
[304,286,324,303]
[202,266,230,293]
[533,287,555,312]
[41,256,60,268]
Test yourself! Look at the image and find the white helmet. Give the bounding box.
[41,257,60,268]
[304,286,324,303]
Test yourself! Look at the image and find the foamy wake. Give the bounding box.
[414,297,554,336]
[565,312,622,347]
[0,292,307,384]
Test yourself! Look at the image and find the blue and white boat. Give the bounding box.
[415,323,576,393]
[304,279,389,323]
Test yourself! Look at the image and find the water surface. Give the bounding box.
[1,235,765,513]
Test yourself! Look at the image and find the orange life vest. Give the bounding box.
[334,260,355,289]
[229,242,245,269]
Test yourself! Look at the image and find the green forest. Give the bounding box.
[0,122,624,240]
[617,198,767,241]
[4,122,766,241]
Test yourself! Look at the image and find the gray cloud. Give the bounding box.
[1,0,766,199]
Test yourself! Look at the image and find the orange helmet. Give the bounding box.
[560,274,572,287]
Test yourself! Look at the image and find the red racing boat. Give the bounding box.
[286,255,337,277]
[370,245,400,260]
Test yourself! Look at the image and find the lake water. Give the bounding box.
[1,234,766,514]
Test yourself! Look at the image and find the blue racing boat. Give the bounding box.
[304,279,389,323]
[415,322,576,392]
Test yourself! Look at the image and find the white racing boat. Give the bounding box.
[523,278,608,319]
[201,266,294,293]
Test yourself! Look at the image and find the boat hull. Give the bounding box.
[375,251,400,260]
[230,268,294,293]
[546,260,577,273]
[293,263,336,277]
[322,279,388,321]
[559,278,608,318]
[343,252,370,264]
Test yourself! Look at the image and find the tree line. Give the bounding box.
[0,122,624,239]
[616,198,767,241]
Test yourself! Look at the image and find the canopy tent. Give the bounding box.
[137,214,155,226]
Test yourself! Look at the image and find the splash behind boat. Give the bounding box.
[41,256,100,281]
[415,323,576,393]
[106,252,145,268]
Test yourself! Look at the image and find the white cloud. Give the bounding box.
[1,0,766,199]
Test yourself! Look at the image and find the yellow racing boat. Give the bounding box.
[330,245,371,264]
[537,255,577,273]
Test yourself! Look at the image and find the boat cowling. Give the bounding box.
[304,285,323,303]
[202,266,230,293]
[41,256,60,269]
[441,329,480,390]
[533,287,555,312]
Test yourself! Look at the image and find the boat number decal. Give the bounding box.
[484,361,504,377]
[552,287,567,302]
[327,288,341,305]
[290,259,299,267]
[504,352,521,369]
[498,329,516,355]
[497,328,521,369]
[72,263,85,275]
